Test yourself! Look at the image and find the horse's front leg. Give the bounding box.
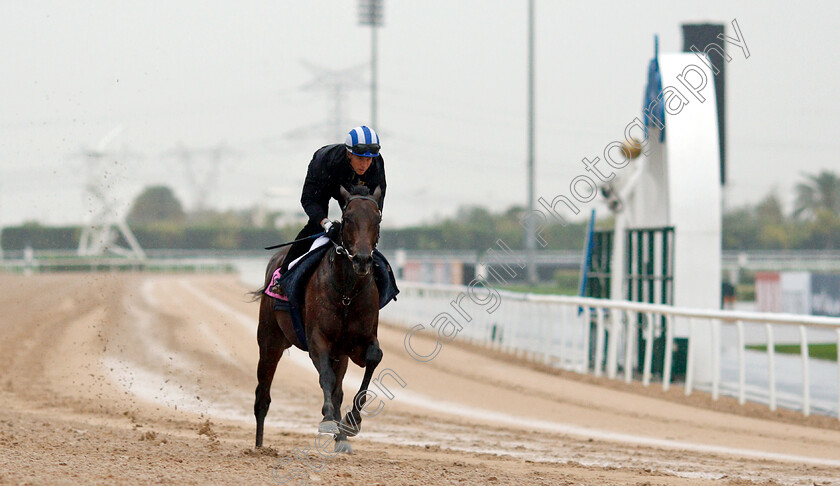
[330,356,354,454]
[309,337,339,434]
[340,340,383,437]
[330,356,348,423]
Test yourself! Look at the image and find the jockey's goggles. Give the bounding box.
[348,143,380,157]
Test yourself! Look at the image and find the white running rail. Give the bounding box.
[382,281,840,419]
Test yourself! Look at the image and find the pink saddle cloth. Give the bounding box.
[264,236,330,302]
[264,268,288,301]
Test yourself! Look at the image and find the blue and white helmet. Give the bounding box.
[345,126,381,157]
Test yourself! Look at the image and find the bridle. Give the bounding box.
[332,194,381,261]
[330,193,381,309]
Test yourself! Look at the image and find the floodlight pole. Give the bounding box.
[525,0,537,285]
[371,22,378,128]
[358,0,383,128]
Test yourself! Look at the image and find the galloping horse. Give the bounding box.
[254,185,384,453]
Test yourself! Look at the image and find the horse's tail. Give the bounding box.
[247,286,266,302]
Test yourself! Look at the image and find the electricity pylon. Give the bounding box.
[284,61,369,143]
[76,125,146,259]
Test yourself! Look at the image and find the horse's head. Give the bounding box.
[337,185,382,276]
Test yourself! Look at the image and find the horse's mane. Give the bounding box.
[348,185,370,197]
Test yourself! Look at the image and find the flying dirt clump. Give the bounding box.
[139,431,157,441]
[198,419,217,440]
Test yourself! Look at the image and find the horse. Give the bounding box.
[254,185,384,454]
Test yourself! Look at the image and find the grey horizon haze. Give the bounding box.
[1,1,838,230]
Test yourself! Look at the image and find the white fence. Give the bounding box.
[381,281,840,418]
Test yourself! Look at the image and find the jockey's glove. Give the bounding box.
[323,220,341,241]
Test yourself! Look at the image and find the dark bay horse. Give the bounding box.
[254,185,383,453]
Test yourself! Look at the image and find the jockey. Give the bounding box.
[279,125,386,275]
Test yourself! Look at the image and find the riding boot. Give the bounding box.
[272,247,302,301]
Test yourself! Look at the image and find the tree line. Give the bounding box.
[2,171,838,252]
[724,171,840,250]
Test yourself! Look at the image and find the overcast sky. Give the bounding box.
[1,1,838,229]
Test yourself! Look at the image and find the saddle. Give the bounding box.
[267,244,398,351]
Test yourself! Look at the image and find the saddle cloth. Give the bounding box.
[264,236,331,301]
[264,240,399,351]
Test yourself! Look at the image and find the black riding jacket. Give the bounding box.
[300,143,387,225]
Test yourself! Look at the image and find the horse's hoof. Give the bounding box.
[340,417,360,437]
[318,420,339,435]
[334,439,353,454]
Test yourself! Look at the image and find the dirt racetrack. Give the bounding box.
[2,273,840,485]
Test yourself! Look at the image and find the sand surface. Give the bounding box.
[1,273,839,485]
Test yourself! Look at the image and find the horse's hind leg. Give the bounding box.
[254,300,290,448]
